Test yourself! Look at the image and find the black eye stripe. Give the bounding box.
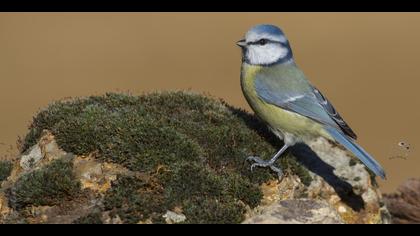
[247,39,283,45]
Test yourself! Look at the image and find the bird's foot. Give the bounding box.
[246,156,283,178]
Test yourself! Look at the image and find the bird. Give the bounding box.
[237,24,386,179]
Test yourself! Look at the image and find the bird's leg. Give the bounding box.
[246,144,289,178]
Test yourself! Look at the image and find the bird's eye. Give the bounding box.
[258,39,267,45]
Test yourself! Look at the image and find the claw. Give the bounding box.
[246,155,283,178]
[245,145,289,179]
[246,156,263,164]
[269,165,284,179]
[250,163,261,172]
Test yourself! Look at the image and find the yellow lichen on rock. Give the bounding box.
[0,193,11,221]
[73,155,130,194]
[259,175,307,206]
[260,179,281,205]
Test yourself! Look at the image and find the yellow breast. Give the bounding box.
[240,63,329,141]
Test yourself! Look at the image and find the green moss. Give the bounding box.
[103,175,167,224]
[182,197,246,224]
[103,163,260,224]
[162,162,261,223]
[73,212,103,224]
[7,158,80,210]
[0,161,13,182]
[20,91,312,223]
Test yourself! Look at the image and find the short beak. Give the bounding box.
[236,39,246,47]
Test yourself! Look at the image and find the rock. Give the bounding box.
[0,92,389,224]
[243,137,390,224]
[18,130,67,172]
[19,145,42,171]
[0,132,131,224]
[73,155,131,194]
[383,178,420,224]
[106,214,123,224]
[294,138,389,224]
[0,193,11,221]
[243,199,344,224]
[163,210,187,224]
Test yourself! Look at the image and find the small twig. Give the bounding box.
[389,155,408,160]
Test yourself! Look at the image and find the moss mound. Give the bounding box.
[17,91,311,223]
[7,158,80,210]
[0,161,13,182]
[73,212,103,224]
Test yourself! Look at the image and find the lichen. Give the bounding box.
[18,91,313,223]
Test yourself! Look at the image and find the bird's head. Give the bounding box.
[237,24,294,66]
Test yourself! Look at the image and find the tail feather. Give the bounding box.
[325,127,386,179]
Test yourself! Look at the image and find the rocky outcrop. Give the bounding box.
[243,138,391,224]
[383,178,420,224]
[0,92,389,224]
[0,131,127,224]
[243,199,344,224]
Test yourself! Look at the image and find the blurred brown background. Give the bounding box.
[0,13,419,192]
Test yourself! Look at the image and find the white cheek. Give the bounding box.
[246,44,289,65]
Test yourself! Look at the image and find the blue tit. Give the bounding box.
[237,24,386,179]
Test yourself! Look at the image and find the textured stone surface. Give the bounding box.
[163,210,187,224]
[243,199,343,224]
[296,138,390,224]
[19,145,42,171]
[245,138,390,224]
[73,155,131,194]
[0,131,128,224]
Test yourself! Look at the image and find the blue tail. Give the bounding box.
[325,127,386,179]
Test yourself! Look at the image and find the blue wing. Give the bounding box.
[254,67,385,179]
[325,127,386,179]
[255,72,357,139]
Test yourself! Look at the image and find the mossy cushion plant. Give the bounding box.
[19,91,311,223]
[0,160,13,182]
[73,212,103,224]
[7,158,80,210]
